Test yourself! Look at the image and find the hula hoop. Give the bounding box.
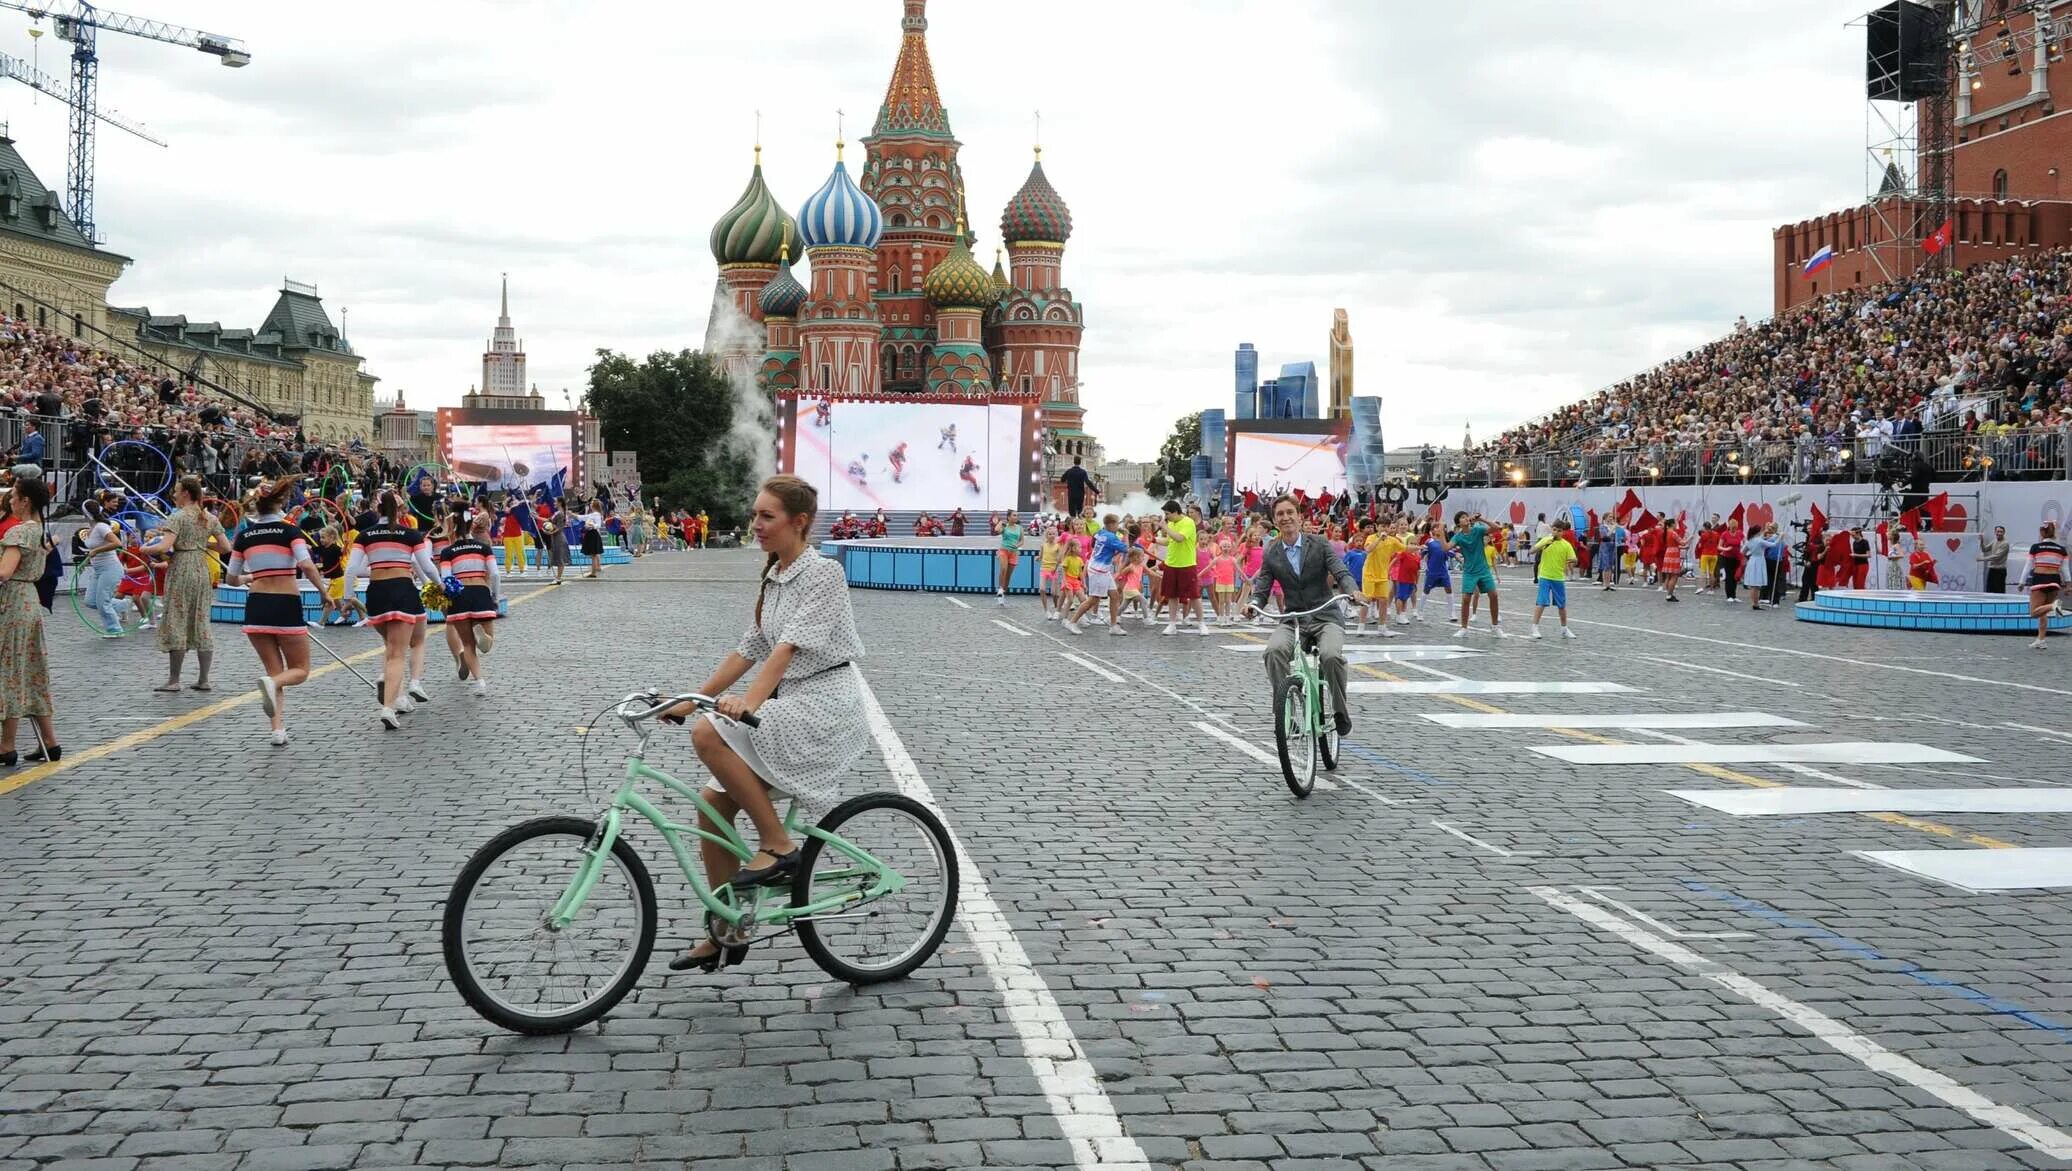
[93,440,173,498]
[113,509,167,539]
[403,462,455,524]
[70,548,155,637]
[318,463,351,502]
[289,495,349,535]
[208,497,243,533]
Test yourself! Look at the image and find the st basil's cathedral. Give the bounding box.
[703,0,1094,462]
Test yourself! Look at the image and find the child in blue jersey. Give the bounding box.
[1419,523,1453,618]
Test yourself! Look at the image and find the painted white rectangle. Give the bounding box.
[1347,680,1638,695]
[1672,787,2072,817]
[990,619,1033,637]
[1057,652,1126,684]
[1530,741,1982,765]
[1857,847,2072,892]
[1423,711,1806,730]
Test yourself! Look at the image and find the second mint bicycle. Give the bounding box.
[1262,594,1358,798]
[442,691,959,1034]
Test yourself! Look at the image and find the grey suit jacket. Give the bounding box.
[1251,536,1361,628]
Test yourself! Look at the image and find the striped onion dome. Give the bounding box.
[758,251,807,317]
[924,225,993,309]
[709,154,798,266]
[796,149,884,251]
[1000,152,1072,245]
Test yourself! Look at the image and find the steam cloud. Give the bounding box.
[702,280,778,488]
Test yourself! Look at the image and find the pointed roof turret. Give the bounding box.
[710,145,800,266]
[872,0,952,139]
[990,247,1011,298]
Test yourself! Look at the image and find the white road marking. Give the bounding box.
[1629,729,1885,790]
[1531,741,1981,766]
[2002,721,2072,744]
[1190,720,1340,791]
[1422,711,1807,730]
[1349,680,1636,695]
[990,619,1033,637]
[1058,652,1126,683]
[1567,616,2072,698]
[1529,885,2072,1162]
[857,678,1152,1170]
[1023,625,1239,730]
[1393,659,1464,682]
[1670,787,2072,817]
[945,596,972,609]
[1430,820,1532,858]
[1857,847,2072,893]
[1634,654,1801,688]
[1578,887,1751,940]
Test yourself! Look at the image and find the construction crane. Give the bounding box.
[0,49,164,149]
[0,1,246,242]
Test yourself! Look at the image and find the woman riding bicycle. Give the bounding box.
[665,475,867,972]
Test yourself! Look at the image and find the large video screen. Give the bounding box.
[448,423,577,493]
[787,399,1028,512]
[1232,430,1347,494]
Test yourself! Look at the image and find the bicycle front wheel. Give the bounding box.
[794,793,958,985]
[443,816,656,1034]
[1274,677,1317,798]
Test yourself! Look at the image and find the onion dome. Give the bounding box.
[990,247,1011,298]
[1000,149,1072,245]
[924,221,993,309]
[758,245,807,316]
[709,149,799,266]
[797,144,884,251]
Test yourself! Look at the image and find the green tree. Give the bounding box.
[587,348,762,527]
[1144,410,1202,500]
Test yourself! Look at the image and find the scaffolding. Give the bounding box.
[1857,0,1957,283]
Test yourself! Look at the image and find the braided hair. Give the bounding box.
[754,476,818,627]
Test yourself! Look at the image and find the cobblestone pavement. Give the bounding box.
[4,548,2071,1170]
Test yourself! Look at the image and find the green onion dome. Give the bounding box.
[710,152,799,266]
[924,224,994,309]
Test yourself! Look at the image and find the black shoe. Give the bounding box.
[667,942,751,972]
[730,847,801,889]
[22,745,61,763]
[458,659,470,681]
[0,750,15,768]
[1333,710,1352,737]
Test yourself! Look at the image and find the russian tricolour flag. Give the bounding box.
[1801,245,1835,276]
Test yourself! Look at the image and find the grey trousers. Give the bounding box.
[1264,621,1348,716]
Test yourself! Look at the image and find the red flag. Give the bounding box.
[1728,503,1746,527]
[1897,507,1921,535]
[1807,502,1827,550]
[1922,491,1950,529]
[1875,521,1891,556]
[1629,511,1658,533]
[1923,219,1952,256]
[1616,488,1644,519]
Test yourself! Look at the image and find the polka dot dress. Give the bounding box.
[726,550,868,815]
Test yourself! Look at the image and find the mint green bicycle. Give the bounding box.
[1265,595,1356,798]
[442,691,958,1034]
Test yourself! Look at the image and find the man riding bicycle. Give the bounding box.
[1245,494,1362,736]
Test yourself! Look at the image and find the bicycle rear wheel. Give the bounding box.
[1274,677,1318,798]
[794,793,958,985]
[442,816,656,1034]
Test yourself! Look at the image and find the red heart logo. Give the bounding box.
[1745,503,1774,527]
[1945,537,1963,552]
[1935,502,1968,533]
[1509,501,1527,524]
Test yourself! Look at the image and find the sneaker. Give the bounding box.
[395,693,416,715]
[256,675,278,718]
[378,707,401,730]
[1562,626,1578,639]
[458,658,470,681]
[1452,626,1472,639]
[407,680,431,704]
[139,620,154,630]
[474,625,495,655]
[1197,623,1212,636]
[1491,624,1509,638]
[470,679,488,697]
[1109,625,1128,636]
[996,592,1006,606]
[269,729,288,747]
[2033,637,2048,649]
[1063,618,1083,634]
[1161,623,1177,636]
[353,618,370,628]
[1379,626,1401,638]
[1530,625,1543,639]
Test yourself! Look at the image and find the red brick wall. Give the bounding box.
[1772,197,2072,312]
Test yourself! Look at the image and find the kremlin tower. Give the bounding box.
[703,0,1094,500]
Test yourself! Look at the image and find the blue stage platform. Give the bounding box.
[822,536,1039,594]
[495,547,633,567]
[210,584,512,625]
[1794,589,2072,634]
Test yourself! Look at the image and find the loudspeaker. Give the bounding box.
[1868,0,1949,101]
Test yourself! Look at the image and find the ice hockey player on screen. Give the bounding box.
[847,454,869,486]
[814,399,832,429]
[939,423,958,451]
[890,441,909,484]
[960,456,981,495]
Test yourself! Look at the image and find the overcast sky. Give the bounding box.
[0,0,1880,459]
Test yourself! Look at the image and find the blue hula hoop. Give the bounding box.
[94,440,172,498]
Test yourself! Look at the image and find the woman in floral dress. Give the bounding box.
[143,475,229,692]
[0,476,58,766]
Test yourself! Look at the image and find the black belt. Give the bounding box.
[772,661,852,699]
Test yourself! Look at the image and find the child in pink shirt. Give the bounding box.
[1207,540,1239,626]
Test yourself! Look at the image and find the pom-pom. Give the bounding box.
[442,574,465,600]
[421,579,452,612]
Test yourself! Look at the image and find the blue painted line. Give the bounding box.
[1338,740,1447,785]
[1682,881,2069,1038]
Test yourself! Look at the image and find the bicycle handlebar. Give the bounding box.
[613,690,762,729]
[1255,593,1363,622]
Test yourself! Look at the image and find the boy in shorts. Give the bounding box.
[1390,539,1421,623]
[1528,517,1580,639]
[1450,511,1505,637]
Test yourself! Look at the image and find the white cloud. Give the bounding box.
[0,0,1888,459]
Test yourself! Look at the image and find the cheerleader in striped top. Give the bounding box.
[346,490,440,729]
[226,478,329,747]
[439,512,501,696]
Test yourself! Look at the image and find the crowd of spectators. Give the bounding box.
[1466,249,2072,484]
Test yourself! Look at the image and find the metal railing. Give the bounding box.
[1427,425,2071,488]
